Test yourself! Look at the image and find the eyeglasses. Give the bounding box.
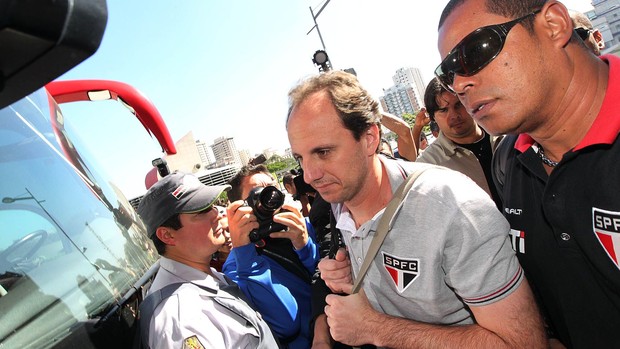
[574,27,593,41]
[435,10,541,92]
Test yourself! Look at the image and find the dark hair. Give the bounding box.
[282,173,295,186]
[423,77,447,122]
[287,71,382,151]
[227,164,273,202]
[419,133,428,142]
[152,213,182,255]
[439,0,547,32]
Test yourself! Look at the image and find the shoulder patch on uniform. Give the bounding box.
[182,335,205,349]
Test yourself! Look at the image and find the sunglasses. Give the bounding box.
[574,27,593,41]
[435,10,541,92]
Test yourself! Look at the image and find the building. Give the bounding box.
[211,136,241,167]
[195,139,214,167]
[589,0,620,50]
[238,149,251,166]
[392,67,426,108]
[129,164,240,209]
[380,83,420,117]
[164,131,204,174]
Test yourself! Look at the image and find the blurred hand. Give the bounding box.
[318,248,352,293]
[270,202,308,250]
[227,200,258,248]
[415,108,431,128]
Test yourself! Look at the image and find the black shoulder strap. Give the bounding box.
[257,238,312,284]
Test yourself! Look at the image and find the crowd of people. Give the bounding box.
[134,1,618,348]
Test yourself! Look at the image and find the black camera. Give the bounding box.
[245,186,287,243]
[291,168,316,198]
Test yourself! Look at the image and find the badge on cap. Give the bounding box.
[172,175,202,200]
[182,335,205,349]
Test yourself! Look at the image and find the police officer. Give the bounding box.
[137,172,279,348]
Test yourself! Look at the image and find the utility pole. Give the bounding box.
[307,0,332,71]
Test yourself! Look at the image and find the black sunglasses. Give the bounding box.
[574,27,593,41]
[435,10,541,92]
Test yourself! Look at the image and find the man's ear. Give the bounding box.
[593,29,605,49]
[156,227,176,246]
[365,124,381,155]
[539,1,574,48]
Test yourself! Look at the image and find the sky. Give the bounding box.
[57,0,595,199]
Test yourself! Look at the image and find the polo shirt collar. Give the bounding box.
[515,54,620,153]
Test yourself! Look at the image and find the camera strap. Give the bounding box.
[256,238,312,284]
[351,166,430,294]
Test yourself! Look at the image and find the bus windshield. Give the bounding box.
[0,88,157,348]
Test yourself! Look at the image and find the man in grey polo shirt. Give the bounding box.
[285,71,546,348]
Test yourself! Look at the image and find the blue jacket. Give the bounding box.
[223,220,319,349]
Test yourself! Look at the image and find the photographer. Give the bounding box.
[282,170,315,217]
[223,164,319,349]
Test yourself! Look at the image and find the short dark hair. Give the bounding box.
[282,173,295,186]
[227,164,273,202]
[423,77,447,122]
[152,213,182,255]
[439,0,547,32]
[287,71,382,151]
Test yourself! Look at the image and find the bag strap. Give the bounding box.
[351,167,429,294]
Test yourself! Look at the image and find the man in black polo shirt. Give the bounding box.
[437,0,620,347]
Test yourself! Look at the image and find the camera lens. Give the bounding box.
[258,186,285,211]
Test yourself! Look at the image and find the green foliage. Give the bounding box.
[265,157,297,174]
[402,113,416,127]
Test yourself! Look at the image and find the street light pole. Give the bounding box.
[307,0,332,66]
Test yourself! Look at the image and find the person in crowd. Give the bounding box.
[414,77,503,209]
[570,9,605,55]
[379,111,417,160]
[379,138,394,157]
[210,206,231,272]
[223,164,319,349]
[136,172,279,348]
[418,132,429,151]
[283,172,311,216]
[430,120,440,138]
[437,0,620,347]
[286,70,546,348]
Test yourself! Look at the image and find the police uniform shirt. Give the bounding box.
[147,257,269,349]
[494,55,620,348]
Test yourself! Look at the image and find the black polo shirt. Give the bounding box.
[493,55,620,349]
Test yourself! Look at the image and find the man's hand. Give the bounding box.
[324,288,378,346]
[318,248,352,293]
[227,200,258,248]
[270,203,309,250]
[414,108,431,129]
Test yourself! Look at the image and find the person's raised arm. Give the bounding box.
[380,111,417,161]
[412,108,430,158]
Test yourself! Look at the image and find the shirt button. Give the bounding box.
[560,233,571,241]
[357,257,362,264]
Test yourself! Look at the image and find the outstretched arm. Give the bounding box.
[412,108,430,158]
[380,111,417,161]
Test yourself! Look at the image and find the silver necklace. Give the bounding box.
[535,143,559,167]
